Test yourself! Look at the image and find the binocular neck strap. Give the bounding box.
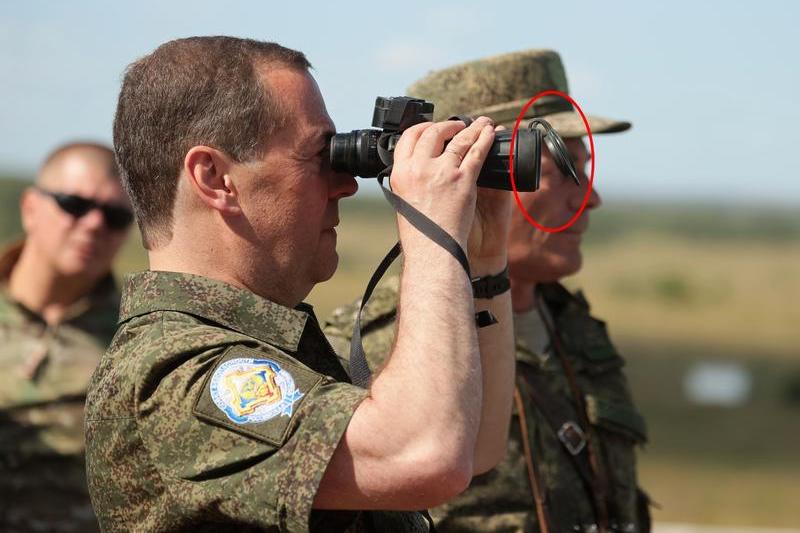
[348,171,473,389]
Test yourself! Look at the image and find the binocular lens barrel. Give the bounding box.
[329,129,385,179]
[330,127,543,192]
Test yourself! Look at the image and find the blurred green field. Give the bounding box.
[316,196,800,528]
[2,176,799,527]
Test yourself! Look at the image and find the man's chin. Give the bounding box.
[556,254,583,280]
[314,252,339,284]
[58,260,107,280]
[530,253,583,284]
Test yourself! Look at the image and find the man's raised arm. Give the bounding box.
[314,116,515,510]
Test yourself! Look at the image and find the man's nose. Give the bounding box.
[78,207,106,231]
[330,170,358,200]
[566,173,601,212]
[584,184,602,211]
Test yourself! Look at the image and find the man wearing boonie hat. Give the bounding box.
[325,49,651,533]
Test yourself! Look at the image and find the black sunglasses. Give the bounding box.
[35,187,134,230]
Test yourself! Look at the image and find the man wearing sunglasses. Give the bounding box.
[0,142,132,531]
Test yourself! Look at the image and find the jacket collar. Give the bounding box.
[119,270,309,352]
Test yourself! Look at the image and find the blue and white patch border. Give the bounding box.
[209,357,304,425]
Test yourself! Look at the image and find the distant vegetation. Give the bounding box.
[318,190,800,245]
[2,174,798,526]
[582,201,800,244]
[0,176,26,239]
[3,175,798,245]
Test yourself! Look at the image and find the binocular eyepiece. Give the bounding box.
[330,96,578,192]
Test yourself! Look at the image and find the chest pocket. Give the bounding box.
[560,315,624,375]
[586,394,647,445]
[557,312,648,444]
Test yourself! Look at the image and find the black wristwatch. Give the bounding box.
[471,265,510,299]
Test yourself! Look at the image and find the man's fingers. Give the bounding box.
[393,122,436,161]
[437,117,494,163]
[460,124,496,177]
[413,120,468,158]
[397,117,495,164]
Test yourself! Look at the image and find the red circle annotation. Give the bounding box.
[508,90,596,233]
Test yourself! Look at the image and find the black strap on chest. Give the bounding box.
[519,370,596,494]
[532,291,611,532]
[348,239,402,388]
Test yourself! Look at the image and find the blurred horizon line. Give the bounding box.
[2,173,797,210]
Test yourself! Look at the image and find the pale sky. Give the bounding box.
[1,0,798,205]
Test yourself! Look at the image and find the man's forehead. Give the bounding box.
[261,67,334,137]
[37,152,126,205]
[39,150,117,187]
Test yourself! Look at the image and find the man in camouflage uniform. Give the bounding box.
[325,50,650,533]
[0,142,132,531]
[85,36,517,532]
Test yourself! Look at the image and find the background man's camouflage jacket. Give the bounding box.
[0,240,119,532]
[324,279,650,533]
[85,271,430,533]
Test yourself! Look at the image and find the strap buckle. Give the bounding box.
[475,310,498,328]
[557,420,587,455]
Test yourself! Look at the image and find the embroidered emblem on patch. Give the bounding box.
[210,357,304,424]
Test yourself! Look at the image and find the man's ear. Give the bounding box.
[183,146,242,215]
[19,187,38,234]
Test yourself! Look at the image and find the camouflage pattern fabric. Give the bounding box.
[0,240,119,532]
[324,278,649,533]
[85,270,430,533]
[407,49,631,137]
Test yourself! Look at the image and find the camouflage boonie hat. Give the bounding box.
[407,49,631,138]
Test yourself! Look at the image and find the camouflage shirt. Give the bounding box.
[85,270,431,533]
[0,240,119,532]
[324,279,650,533]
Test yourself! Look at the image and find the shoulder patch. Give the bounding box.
[210,357,304,424]
[194,346,324,446]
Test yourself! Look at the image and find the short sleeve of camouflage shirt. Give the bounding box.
[86,272,369,532]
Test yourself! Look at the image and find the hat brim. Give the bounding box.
[468,100,631,138]
[533,110,631,138]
